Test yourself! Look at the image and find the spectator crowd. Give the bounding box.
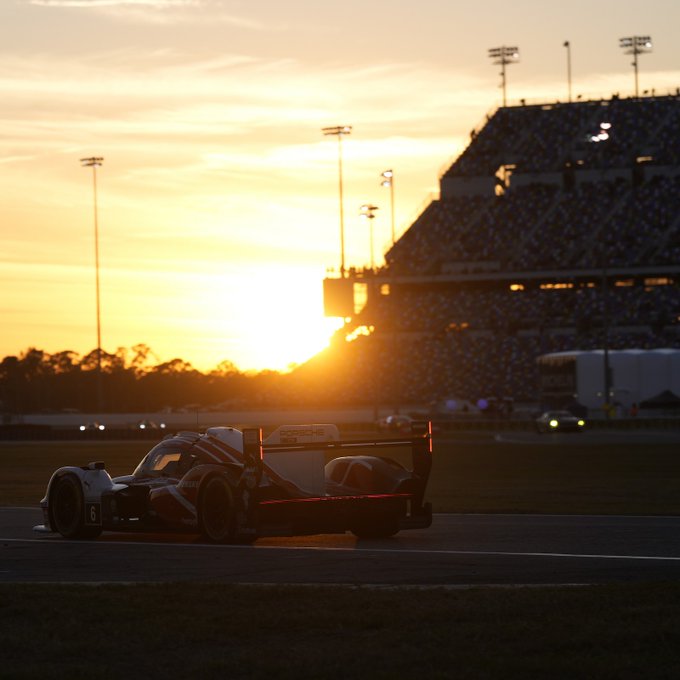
[303,95,680,409]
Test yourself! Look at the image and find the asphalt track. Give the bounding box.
[3,507,680,586]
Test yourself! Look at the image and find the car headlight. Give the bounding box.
[577,420,585,427]
[549,419,559,428]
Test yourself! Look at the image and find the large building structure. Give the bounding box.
[320,94,680,412]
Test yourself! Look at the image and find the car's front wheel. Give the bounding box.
[198,475,239,543]
[51,474,102,540]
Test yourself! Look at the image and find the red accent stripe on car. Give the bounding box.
[259,493,412,506]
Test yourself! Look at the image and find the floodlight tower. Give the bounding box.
[80,156,104,412]
[322,125,352,277]
[380,169,395,246]
[488,46,520,107]
[359,204,379,270]
[619,36,652,98]
[563,40,572,102]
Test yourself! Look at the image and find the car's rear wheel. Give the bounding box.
[51,475,102,540]
[351,513,400,539]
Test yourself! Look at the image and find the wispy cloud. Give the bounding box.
[0,155,36,165]
[27,0,272,29]
[29,0,198,7]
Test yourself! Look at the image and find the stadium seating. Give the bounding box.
[312,94,680,410]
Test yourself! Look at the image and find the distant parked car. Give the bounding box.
[535,410,585,433]
[79,422,105,433]
[136,420,166,430]
[377,414,413,433]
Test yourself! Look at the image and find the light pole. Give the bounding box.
[563,40,572,102]
[80,156,104,412]
[602,262,612,417]
[380,169,395,245]
[322,125,352,277]
[360,204,379,270]
[488,46,520,107]
[619,36,652,98]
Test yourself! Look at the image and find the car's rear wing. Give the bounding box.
[242,421,433,510]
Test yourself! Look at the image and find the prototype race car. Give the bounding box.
[34,422,433,543]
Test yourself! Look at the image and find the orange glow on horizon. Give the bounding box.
[3,1,680,371]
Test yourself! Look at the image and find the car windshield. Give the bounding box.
[133,441,189,478]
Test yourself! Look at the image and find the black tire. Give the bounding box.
[51,475,102,540]
[198,475,236,543]
[351,515,400,539]
[232,530,258,546]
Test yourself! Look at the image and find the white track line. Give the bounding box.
[3,536,680,563]
[0,582,593,589]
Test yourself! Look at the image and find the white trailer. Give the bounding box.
[537,348,680,410]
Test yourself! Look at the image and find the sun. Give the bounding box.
[244,312,343,372]
[164,264,344,373]
[231,266,344,371]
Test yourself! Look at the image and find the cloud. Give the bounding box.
[0,155,36,165]
[29,0,198,7]
[26,0,272,29]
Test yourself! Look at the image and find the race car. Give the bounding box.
[34,422,433,543]
[535,410,586,433]
[376,414,413,433]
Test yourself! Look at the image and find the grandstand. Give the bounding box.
[316,94,680,414]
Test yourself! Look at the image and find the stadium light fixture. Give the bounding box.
[619,36,652,98]
[588,122,612,143]
[322,125,352,277]
[380,169,396,246]
[80,156,105,412]
[488,46,520,107]
[359,204,379,270]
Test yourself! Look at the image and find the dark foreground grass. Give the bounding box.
[3,437,680,515]
[2,582,680,679]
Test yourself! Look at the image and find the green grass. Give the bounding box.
[427,440,680,515]
[0,441,151,507]
[4,436,680,515]
[2,582,680,679]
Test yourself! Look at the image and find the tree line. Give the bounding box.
[0,330,382,414]
[0,345,295,414]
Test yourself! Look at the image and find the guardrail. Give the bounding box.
[430,417,680,432]
[1,417,679,440]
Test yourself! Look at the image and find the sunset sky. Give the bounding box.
[3,0,680,372]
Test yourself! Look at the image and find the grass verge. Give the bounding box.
[3,437,680,514]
